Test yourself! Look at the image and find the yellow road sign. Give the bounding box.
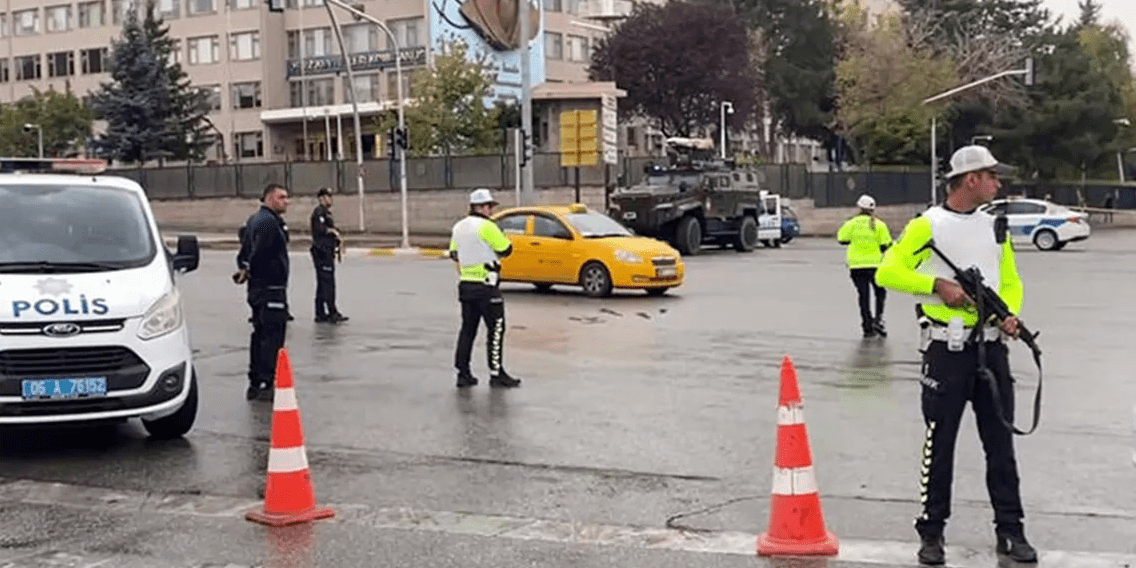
[559,110,598,167]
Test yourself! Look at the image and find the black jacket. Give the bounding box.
[244,205,290,289]
[310,204,338,251]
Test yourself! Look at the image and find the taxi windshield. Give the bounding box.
[0,183,156,273]
[566,211,634,238]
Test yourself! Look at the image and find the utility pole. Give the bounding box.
[519,0,535,204]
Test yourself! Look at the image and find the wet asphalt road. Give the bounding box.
[3,230,1136,567]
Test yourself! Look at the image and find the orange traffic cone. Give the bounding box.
[246,347,335,527]
[757,355,839,556]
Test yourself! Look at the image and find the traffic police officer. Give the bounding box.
[837,194,892,338]
[875,145,1036,565]
[449,188,521,388]
[310,187,347,323]
[241,183,292,401]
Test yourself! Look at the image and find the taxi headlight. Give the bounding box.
[138,290,183,340]
[615,250,644,263]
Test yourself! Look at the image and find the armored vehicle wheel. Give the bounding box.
[733,215,758,252]
[675,216,702,256]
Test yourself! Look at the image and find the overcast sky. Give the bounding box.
[1043,0,1135,43]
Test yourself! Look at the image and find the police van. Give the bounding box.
[0,158,200,439]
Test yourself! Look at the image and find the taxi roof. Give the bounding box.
[496,203,591,216]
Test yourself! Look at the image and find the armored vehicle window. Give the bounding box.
[746,173,754,182]
[496,214,529,234]
[718,177,730,187]
[533,215,572,239]
[733,173,741,181]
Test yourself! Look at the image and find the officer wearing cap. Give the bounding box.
[310,187,347,324]
[875,145,1036,564]
[837,193,892,338]
[448,188,521,388]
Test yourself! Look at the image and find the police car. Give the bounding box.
[0,158,200,438]
[978,197,1091,251]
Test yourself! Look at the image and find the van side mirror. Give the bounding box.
[172,235,200,273]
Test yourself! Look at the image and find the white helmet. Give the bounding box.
[856,194,876,210]
[469,188,498,206]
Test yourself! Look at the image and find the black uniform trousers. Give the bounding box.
[247,286,289,388]
[311,247,338,319]
[454,282,506,377]
[915,338,1024,536]
[850,267,886,332]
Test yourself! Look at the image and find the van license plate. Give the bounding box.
[21,378,107,400]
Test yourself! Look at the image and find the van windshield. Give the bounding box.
[0,183,156,273]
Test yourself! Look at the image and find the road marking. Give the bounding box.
[2,478,1135,567]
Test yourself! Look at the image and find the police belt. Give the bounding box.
[920,318,1004,342]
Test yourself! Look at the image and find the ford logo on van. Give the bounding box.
[43,322,81,338]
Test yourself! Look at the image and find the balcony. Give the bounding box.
[286,47,428,78]
[581,0,631,20]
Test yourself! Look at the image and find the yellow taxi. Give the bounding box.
[491,203,684,297]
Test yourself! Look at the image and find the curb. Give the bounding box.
[367,247,449,258]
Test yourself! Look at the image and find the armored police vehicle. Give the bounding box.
[607,138,767,255]
[0,158,201,439]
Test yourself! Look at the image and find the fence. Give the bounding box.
[108,154,1136,209]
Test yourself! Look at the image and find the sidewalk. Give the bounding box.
[161,230,452,257]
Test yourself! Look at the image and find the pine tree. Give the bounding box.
[142,0,213,161]
[87,7,170,164]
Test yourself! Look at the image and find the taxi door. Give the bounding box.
[525,214,578,283]
[494,213,532,281]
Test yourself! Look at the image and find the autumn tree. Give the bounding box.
[588,1,758,138]
[377,41,502,156]
[0,88,95,157]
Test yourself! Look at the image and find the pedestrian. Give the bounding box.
[875,145,1036,565]
[240,183,292,402]
[310,187,347,324]
[837,194,892,338]
[448,188,521,389]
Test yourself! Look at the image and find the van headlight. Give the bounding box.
[138,290,183,340]
[615,250,643,263]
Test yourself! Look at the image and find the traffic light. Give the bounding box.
[519,129,532,168]
[395,126,409,150]
[387,128,396,159]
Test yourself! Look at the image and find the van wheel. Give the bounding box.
[1033,229,1058,251]
[143,370,198,440]
[580,262,613,297]
[675,216,702,256]
[733,216,758,252]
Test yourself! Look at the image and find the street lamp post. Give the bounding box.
[971,134,993,145]
[324,0,410,250]
[719,102,733,160]
[23,123,42,158]
[1114,118,1130,183]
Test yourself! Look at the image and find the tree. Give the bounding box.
[142,1,213,161]
[588,1,758,138]
[376,41,502,156]
[0,88,95,157]
[834,7,958,164]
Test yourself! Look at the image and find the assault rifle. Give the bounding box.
[917,237,1043,436]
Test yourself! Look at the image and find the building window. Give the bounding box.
[47,51,75,77]
[566,35,589,62]
[111,0,126,24]
[167,40,182,65]
[14,9,39,36]
[543,0,561,11]
[0,59,9,83]
[307,78,334,106]
[230,0,258,9]
[15,55,40,81]
[81,47,108,74]
[343,23,378,54]
[155,0,179,18]
[387,18,423,49]
[78,1,105,27]
[565,0,581,14]
[188,0,216,15]
[289,81,304,107]
[0,14,7,38]
[46,5,72,32]
[188,36,220,65]
[285,0,324,7]
[235,131,263,159]
[230,31,260,61]
[202,84,222,110]
[287,27,335,58]
[232,82,261,109]
[343,74,380,103]
[386,72,412,101]
[545,32,562,60]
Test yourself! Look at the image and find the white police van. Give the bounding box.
[979,196,1091,251]
[0,158,200,439]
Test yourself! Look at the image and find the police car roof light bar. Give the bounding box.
[0,158,108,175]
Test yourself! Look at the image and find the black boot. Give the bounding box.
[874,317,887,337]
[489,371,521,388]
[917,531,945,565]
[995,526,1038,563]
[456,372,479,388]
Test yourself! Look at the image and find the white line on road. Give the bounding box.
[2,478,1134,568]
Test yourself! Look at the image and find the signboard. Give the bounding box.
[429,0,546,106]
[601,94,617,165]
[560,110,598,167]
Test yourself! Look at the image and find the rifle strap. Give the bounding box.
[975,297,1043,436]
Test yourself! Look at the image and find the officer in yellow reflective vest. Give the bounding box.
[837,194,893,338]
[449,189,522,389]
[875,145,1036,565]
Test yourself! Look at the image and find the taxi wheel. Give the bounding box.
[580,261,613,297]
[142,370,198,440]
[1033,229,1058,251]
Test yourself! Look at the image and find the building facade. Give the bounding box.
[0,0,630,163]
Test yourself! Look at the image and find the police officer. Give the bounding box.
[875,145,1036,565]
[837,194,892,338]
[310,187,347,323]
[449,188,521,389]
[241,183,292,401]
